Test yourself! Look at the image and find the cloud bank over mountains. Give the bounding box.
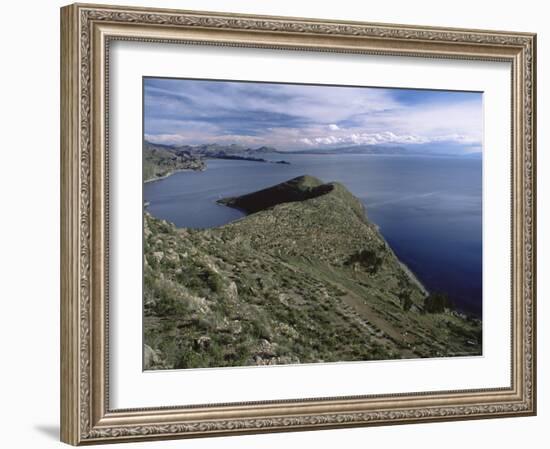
[144,78,483,154]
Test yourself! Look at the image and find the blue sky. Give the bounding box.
[144,77,483,153]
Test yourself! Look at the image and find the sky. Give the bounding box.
[144,77,483,153]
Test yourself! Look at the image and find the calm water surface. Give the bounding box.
[144,154,482,317]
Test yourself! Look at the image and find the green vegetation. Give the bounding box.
[399,290,414,312]
[423,292,452,314]
[144,175,482,370]
[345,249,384,274]
[143,142,205,182]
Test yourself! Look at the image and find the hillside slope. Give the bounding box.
[143,142,205,182]
[144,176,481,369]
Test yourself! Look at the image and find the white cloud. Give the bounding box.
[291,100,483,149]
[145,79,483,152]
[145,134,188,145]
[296,131,430,147]
[357,100,483,145]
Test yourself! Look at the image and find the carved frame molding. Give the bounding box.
[61,3,536,445]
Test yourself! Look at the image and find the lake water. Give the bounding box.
[144,154,482,317]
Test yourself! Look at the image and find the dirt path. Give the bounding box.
[336,289,416,358]
[277,258,417,358]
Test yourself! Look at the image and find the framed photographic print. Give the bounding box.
[60,3,537,445]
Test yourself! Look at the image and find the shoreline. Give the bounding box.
[144,165,430,299]
[144,167,205,184]
[204,155,290,165]
[397,260,429,297]
[143,169,482,319]
[143,155,289,185]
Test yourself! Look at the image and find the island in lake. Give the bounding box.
[144,172,481,370]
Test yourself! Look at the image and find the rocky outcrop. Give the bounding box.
[218,175,334,214]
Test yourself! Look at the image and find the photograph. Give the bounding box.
[142,77,484,370]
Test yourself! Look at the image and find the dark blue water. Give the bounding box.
[144,154,482,317]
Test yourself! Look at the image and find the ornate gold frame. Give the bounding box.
[60,3,537,445]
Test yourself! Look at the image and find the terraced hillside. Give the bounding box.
[143,176,481,370]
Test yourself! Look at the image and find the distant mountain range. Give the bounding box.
[144,140,482,160]
[173,143,278,156]
[143,141,292,182]
[290,145,412,155]
[290,144,482,158]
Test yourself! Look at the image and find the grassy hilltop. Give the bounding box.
[144,175,481,370]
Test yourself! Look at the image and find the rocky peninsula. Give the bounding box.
[144,175,481,369]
